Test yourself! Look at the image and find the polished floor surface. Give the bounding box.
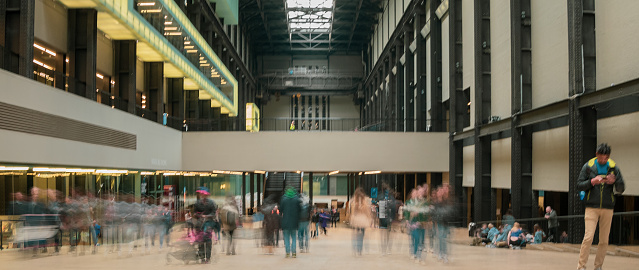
[1,226,638,270]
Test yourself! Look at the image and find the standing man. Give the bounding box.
[280,186,301,258]
[577,143,625,270]
[545,206,559,243]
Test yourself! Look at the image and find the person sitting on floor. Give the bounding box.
[483,223,499,244]
[507,222,526,249]
[533,224,546,244]
[493,223,512,248]
[524,230,534,244]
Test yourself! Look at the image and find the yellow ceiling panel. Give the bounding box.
[210,99,222,108]
[220,107,230,115]
[198,90,212,100]
[163,63,184,78]
[58,0,97,8]
[183,78,199,90]
[136,42,164,62]
[97,12,136,39]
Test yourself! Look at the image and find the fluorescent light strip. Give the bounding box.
[33,43,46,51]
[96,73,104,79]
[138,2,156,6]
[164,27,178,31]
[33,60,53,70]
[364,171,381,175]
[0,166,29,171]
[65,168,95,173]
[141,172,155,175]
[328,170,339,175]
[95,169,128,174]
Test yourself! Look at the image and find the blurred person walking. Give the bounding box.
[261,195,279,254]
[311,209,320,238]
[577,143,625,270]
[220,195,239,256]
[280,186,302,258]
[298,193,311,253]
[348,187,372,256]
[433,185,455,262]
[319,209,330,235]
[404,185,429,263]
[379,187,399,255]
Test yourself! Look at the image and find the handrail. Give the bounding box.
[473,211,639,225]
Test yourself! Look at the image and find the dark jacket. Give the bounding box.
[279,195,301,230]
[299,202,311,222]
[577,157,625,209]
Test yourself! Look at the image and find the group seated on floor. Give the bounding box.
[472,222,540,249]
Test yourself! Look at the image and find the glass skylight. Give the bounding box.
[286,0,334,33]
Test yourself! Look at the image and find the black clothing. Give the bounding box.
[577,158,625,209]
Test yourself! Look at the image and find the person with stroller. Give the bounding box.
[193,187,217,263]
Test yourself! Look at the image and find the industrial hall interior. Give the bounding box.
[1,0,639,269]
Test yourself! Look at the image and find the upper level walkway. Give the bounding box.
[2,226,638,270]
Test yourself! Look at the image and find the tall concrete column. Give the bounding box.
[0,0,34,78]
[114,40,137,113]
[68,8,98,100]
[144,62,165,123]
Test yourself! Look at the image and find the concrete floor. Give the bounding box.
[1,227,638,270]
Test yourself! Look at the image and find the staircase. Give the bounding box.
[263,172,302,202]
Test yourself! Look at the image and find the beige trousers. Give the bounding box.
[577,207,614,269]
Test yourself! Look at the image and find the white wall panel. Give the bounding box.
[490,0,511,119]
[383,6,389,46]
[378,15,383,59]
[396,0,403,26]
[426,38,432,116]
[531,0,569,108]
[96,33,113,76]
[136,59,144,92]
[462,1,474,128]
[596,0,639,89]
[442,15,449,101]
[463,145,475,187]
[183,132,450,172]
[532,126,569,192]
[330,96,360,118]
[404,0,410,11]
[598,112,639,196]
[0,69,182,170]
[491,138,511,189]
[390,0,396,31]
[34,0,68,52]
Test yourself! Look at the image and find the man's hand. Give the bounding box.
[605,174,616,185]
[591,175,604,186]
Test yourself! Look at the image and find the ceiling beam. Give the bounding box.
[256,0,273,49]
[328,0,337,51]
[348,0,364,52]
